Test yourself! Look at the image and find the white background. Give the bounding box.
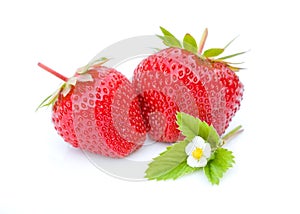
[1,0,300,213]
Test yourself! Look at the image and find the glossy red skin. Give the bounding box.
[211,61,244,128]
[133,47,243,142]
[52,67,146,158]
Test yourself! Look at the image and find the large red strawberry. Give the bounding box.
[38,59,146,158]
[133,27,245,142]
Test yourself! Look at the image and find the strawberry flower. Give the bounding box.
[185,136,211,168]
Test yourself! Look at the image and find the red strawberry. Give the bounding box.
[38,59,146,158]
[133,27,245,142]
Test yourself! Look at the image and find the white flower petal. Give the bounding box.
[187,155,201,168]
[185,142,195,155]
[192,136,206,148]
[198,156,208,167]
[203,143,211,158]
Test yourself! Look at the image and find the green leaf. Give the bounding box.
[217,51,248,60]
[176,112,220,149]
[204,148,235,185]
[203,48,224,58]
[145,139,190,180]
[159,26,182,48]
[154,161,200,180]
[176,112,200,140]
[183,33,198,54]
[35,94,54,111]
[156,34,170,48]
[35,87,61,111]
[224,35,239,49]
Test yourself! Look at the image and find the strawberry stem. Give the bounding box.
[220,125,243,147]
[38,62,68,82]
[198,28,208,54]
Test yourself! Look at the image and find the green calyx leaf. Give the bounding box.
[204,36,247,71]
[77,57,109,74]
[183,33,198,54]
[216,51,248,61]
[35,88,61,111]
[203,36,244,60]
[157,27,247,71]
[158,26,182,48]
[176,112,220,150]
[37,73,94,110]
[224,35,239,49]
[145,139,193,180]
[203,48,224,58]
[204,148,235,185]
[36,82,68,111]
[36,58,107,111]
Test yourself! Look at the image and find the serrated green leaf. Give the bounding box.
[205,125,220,149]
[176,112,200,141]
[183,33,198,54]
[159,26,182,48]
[204,148,235,185]
[203,48,224,58]
[154,161,200,180]
[145,139,189,180]
[176,112,220,149]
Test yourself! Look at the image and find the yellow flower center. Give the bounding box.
[192,148,203,160]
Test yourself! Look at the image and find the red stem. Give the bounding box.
[37,62,68,82]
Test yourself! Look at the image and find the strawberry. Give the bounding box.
[38,59,146,158]
[133,27,245,142]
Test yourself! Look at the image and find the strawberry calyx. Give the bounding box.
[76,57,109,74]
[36,57,108,110]
[157,26,247,71]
